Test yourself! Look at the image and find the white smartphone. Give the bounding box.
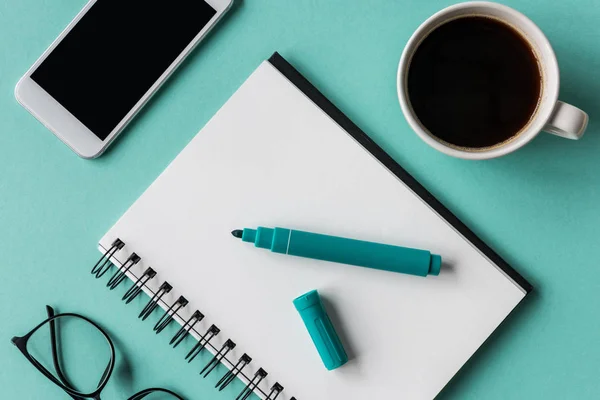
[15,0,233,158]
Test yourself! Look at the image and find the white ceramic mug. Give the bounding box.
[397,1,588,160]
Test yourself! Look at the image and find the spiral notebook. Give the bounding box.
[93,52,532,400]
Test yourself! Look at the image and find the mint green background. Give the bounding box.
[1,0,599,399]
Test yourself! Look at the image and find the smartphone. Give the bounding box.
[15,0,233,158]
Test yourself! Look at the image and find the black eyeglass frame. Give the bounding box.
[12,305,183,400]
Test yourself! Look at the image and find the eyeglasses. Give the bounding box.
[12,305,184,400]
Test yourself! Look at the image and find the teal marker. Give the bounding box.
[231,226,441,277]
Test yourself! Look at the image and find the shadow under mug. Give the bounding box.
[397,1,589,160]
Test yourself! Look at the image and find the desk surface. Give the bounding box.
[1,1,599,399]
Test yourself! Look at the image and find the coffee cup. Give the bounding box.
[397,1,588,160]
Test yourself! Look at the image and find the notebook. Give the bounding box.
[94,52,532,400]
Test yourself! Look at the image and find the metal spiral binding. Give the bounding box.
[107,252,140,290]
[170,310,204,348]
[185,324,220,363]
[237,368,268,400]
[216,353,252,391]
[266,383,284,400]
[154,295,188,334]
[200,339,236,378]
[92,239,296,400]
[91,238,124,278]
[122,267,156,304]
[139,282,172,321]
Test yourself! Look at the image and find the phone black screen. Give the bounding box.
[31,0,216,140]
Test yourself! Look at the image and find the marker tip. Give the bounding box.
[231,229,243,238]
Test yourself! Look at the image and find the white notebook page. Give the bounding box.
[99,60,526,400]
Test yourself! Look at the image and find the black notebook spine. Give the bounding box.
[91,239,290,400]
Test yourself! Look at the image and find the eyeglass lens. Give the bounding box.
[26,315,113,394]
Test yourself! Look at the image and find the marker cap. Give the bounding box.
[293,290,348,371]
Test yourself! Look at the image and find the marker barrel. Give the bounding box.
[242,227,441,277]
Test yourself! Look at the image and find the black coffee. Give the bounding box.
[407,16,542,149]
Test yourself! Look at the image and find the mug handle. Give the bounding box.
[543,101,588,140]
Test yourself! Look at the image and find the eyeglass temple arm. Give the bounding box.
[47,306,77,389]
[46,306,88,400]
